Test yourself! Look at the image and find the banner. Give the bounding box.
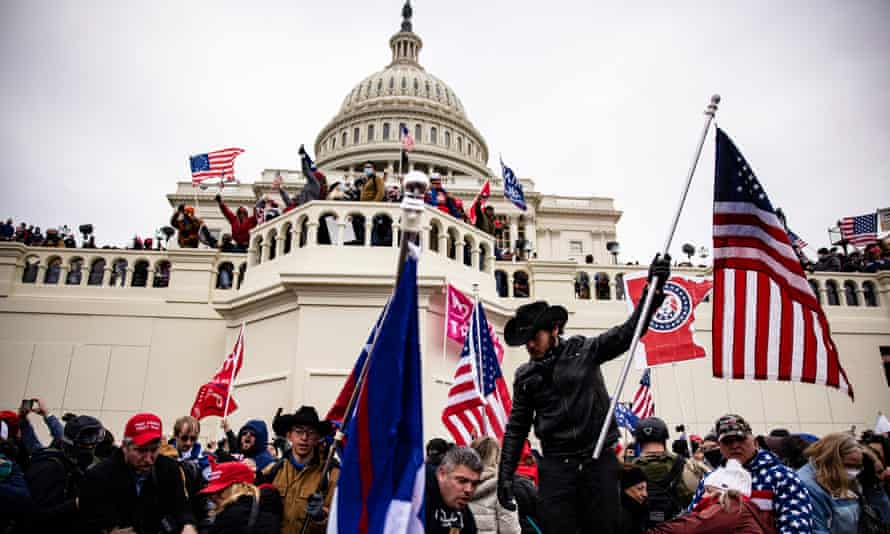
[445,284,505,363]
[191,324,245,420]
[624,272,712,368]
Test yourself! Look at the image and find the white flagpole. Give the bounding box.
[594,95,720,459]
[219,323,243,442]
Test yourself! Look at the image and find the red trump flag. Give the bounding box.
[624,272,712,368]
[191,325,245,419]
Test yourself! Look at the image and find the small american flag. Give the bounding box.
[442,301,512,446]
[190,148,245,184]
[631,369,655,419]
[712,128,852,398]
[400,124,415,152]
[787,229,807,250]
[839,213,878,246]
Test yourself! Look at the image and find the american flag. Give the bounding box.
[787,229,807,250]
[712,128,853,398]
[442,301,512,446]
[400,124,415,152]
[839,213,878,246]
[615,401,640,431]
[631,369,655,419]
[189,148,245,184]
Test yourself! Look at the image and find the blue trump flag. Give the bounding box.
[501,157,527,211]
[327,255,424,534]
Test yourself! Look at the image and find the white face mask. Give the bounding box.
[846,468,862,480]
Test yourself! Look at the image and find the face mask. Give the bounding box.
[847,468,862,480]
[704,449,724,468]
[364,168,374,177]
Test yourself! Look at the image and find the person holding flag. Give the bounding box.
[496,256,671,534]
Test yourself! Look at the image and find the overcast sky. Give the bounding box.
[1,1,888,262]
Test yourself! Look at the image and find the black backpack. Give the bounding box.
[645,455,686,527]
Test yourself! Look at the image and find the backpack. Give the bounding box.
[645,455,686,527]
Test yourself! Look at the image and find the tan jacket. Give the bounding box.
[264,457,339,534]
[360,175,386,202]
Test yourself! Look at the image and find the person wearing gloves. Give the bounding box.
[197,460,282,533]
[496,255,672,534]
[648,459,776,533]
[797,433,863,534]
[468,436,521,534]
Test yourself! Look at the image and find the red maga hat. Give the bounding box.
[199,461,255,495]
[124,413,162,447]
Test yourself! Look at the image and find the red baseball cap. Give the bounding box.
[199,461,255,495]
[124,413,163,447]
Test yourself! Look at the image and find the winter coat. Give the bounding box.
[425,468,478,534]
[0,453,32,533]
[648,495,776,534]
[473,203,495,235]
[863,484,890,522]
[617,493,648,534]
[236,420,275,473]
[499,296,659,481]
[19,413,64,455]
[797,462,859,534]
[78,447,196,533]
[171,211,202,248]
[688,449,814,534]
[201,486,283,534]
[24,447,84,531]
[360,174,385,202]
[468,468,521,534]
[297,155,322,205]
[512,475,539,534]
[219,201,258,246]
[634,452,708,511]
[259,451,339,534]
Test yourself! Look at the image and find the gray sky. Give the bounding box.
[2,0,888,262]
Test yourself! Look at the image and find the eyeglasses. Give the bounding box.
[290,428,319,438]
[179,434,198,443]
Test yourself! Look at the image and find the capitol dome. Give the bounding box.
[314,1,490,179]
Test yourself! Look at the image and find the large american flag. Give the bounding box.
[631,369,655,419]
[839,213,878,246]
[712,128,853,398]
[190,148,245,184]
[442,302,512,446]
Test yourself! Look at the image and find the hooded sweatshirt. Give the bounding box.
[238,420,274,473]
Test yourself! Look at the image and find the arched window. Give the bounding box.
[429,223,440,252]
[217,262,234,289]
[447,229,459,260]
[267,231,278,260]
[415,124,422,143]
[66,257,84,285]
[236,263,247,290]
[22,258,39,283]
[479,243,489,272]
[808,279,821,304]
[110,259,127,287]
[88,258,105,286]
[345,214,366,246]
[463,236,473,266]
[318,213,336,245]
[331,136,336,150]
[376,78,382,93]
[299,217,308,248]
[341,131,347,147]
[575,272,591,299]
[435,84,441,98]
[283,223,293,255]
[413,78,419,93]
[825,280,840,306]
[131,260,149,287]
[615,273,626,301]
[595,273,611,300]
[513,271,530,298]
[44,257,62,285]
[388,77,394,91]
[371,214,393,247]
[863,281,879,307]
[153,261,171,288]
[353,127,360,145]
[430,127,438,145]
[457,136,463,153]
[425,81,430,96]
[495,270,508,298]
[444,131,451,148]
[843,280,859,306]
[400,77,406,91]
[383,123,391,141]
[367,124,375,142]
[253,236,264,264]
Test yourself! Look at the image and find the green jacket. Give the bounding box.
[633,452,708,509]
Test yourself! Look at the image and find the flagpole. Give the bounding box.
[594,94,720,459]
[670,363,694,461]
[443,283,449,362]
[301,170,429,534]
[219,323,243,442]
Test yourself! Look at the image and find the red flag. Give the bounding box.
[191,325,245,420]
[445,283,504,363]
[467,180,491,225]
[624,272,712,367]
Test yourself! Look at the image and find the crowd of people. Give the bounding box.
[806,243,890,274]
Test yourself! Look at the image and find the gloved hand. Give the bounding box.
[647,253,672,293]
[306,492,326,521]
[497,478,517,511]
[298,144,306,156]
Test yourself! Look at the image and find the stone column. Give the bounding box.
[147,268,156,288]
[277,233,287,257]
[35,264,47,286]
[124,267,134,288]
[260,241,271,262]
[337,221,347,247]
[509,217,519,255]
[393,223,401,249]
[307,222,318,247]
[102,266,112,286]
[524,217,535,255]
[59,264,70,285]
[247,245,259,266]
[471,248,480,270]
[438,233,448,256]
[364,219,373,247]
[79,265,90,286]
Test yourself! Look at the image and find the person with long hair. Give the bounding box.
[469,436,521,534]
[198,460,282,533]
[797,433,863,534]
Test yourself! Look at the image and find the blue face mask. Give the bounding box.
[364,168,374,177]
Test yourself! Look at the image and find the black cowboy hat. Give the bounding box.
[504,300,568,347]
[273,406,333,437]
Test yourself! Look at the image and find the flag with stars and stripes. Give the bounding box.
[839,212,878,246]
[712,128,853,398]
[630,369,655,419]
[614,402,639,431]
[189,148,244,184]
[787,229,807,250]
[442,301,512,446]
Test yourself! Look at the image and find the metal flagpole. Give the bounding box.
[670,363,694,460]
[594,94,720,459]
[300,170,429,534]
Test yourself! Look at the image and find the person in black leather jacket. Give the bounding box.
[496,255,670,534]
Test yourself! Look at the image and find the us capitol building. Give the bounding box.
[1,3,888,445]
